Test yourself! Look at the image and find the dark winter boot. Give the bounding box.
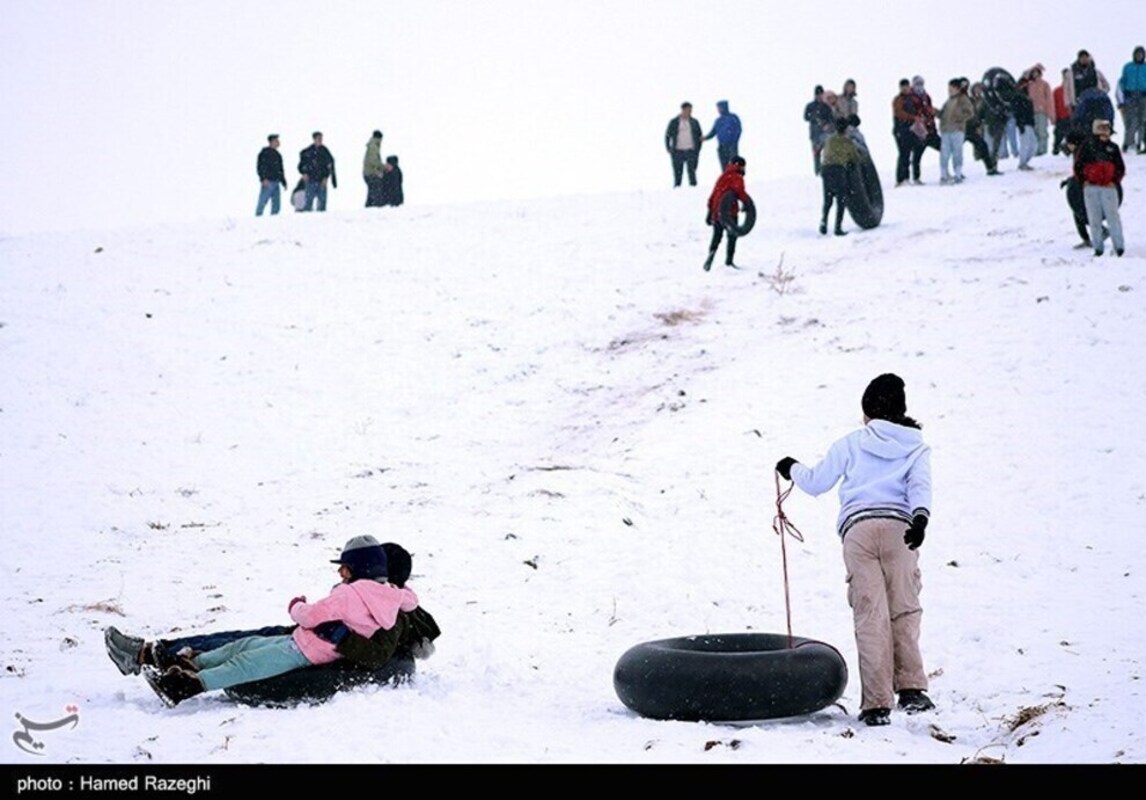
[150,643,198,672]
[105,626,145,676]
[897,689,935,713]
[834,228,848,236]
[858,707,891,726]
[819,220,828,235]
[144,666,205,707]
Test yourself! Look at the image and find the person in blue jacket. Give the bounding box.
[775,373,935,728]
[1120,45,1146,154]
[704,99,742,169]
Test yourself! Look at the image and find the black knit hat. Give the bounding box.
[381,542,413,587]
[862,373,907,421]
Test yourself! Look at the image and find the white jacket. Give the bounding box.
[791,419,932,538]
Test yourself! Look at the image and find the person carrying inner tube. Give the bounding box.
[819,116,861,235]
[703,155,752,271]
[775,374,935,727]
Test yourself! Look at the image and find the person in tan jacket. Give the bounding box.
[1023,65,1055,156]
[938,78,976,183]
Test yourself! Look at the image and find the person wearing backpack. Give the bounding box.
[1074,119,1126,256]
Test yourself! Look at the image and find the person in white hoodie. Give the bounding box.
[775,373,933,727]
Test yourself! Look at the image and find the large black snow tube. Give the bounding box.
[982,67,1020,116]
[613,633,848,722]
[846,154,883,230]
[223,652,416,708]
[718,190,756,236]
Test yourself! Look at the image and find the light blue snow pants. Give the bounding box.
[1083,184,1125,254]
[191,634,311,691]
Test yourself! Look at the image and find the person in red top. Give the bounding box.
[1052,69,1073,155]
[703,156,753,271]
[1074,119,1126,257]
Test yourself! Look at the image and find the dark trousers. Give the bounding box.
[895,130,925,183]
[1052,118,1071,155]
[820,165,849,230]
[671,149,699,186]
[717,142,738,169]
[707,223,737,265]
[365,175,386,207]
[965,128,997,173]
[158,625,295,659]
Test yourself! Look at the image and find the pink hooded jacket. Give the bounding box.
[288,580,419,665]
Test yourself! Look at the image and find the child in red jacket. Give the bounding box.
[703,156,753,271]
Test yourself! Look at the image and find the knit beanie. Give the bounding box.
[381,542,413,587]
[861,373,907,421]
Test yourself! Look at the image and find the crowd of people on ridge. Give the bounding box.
[256,130,403,216]
[796,46,1137,252]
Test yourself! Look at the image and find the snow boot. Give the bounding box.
[897,689,935,713]
[144,666,205,707]
[105,626,145,676]
[858,707,891,726]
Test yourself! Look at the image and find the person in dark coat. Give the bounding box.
[256,134,288,216]
[379,156,404,207]
[665,102,704,187]
[804,85,836,176]
[966,81,1002,175]
[298,131,337,212]
[892,78,933,185]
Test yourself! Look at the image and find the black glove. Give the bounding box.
[775,457,798,481]
[904,514,928,550]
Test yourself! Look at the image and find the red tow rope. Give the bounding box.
[772,471,805,648]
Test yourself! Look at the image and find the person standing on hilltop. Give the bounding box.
[937,78,975,184]
[665,102,704,187]
[819,117,860,235]
[1074,118,1126,257]
[1119,45,1146,154]
[256,134,288,216]
[805,85,836,176]
[363,130,386,207]
[299,131,337,212]
[704,100,742,170]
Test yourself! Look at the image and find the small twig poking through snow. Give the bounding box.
[760,252,797,295]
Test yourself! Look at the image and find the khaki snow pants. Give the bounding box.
[842,517,928,711]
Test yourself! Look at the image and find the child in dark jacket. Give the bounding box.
[380,156,404,207]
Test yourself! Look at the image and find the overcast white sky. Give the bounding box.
[2,0,1139,235]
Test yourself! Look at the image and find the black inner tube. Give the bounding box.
[718,190,756,236]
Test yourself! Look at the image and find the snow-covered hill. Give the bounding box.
[2,157,1144,765]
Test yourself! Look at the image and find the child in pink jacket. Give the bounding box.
[144,537,419,706]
